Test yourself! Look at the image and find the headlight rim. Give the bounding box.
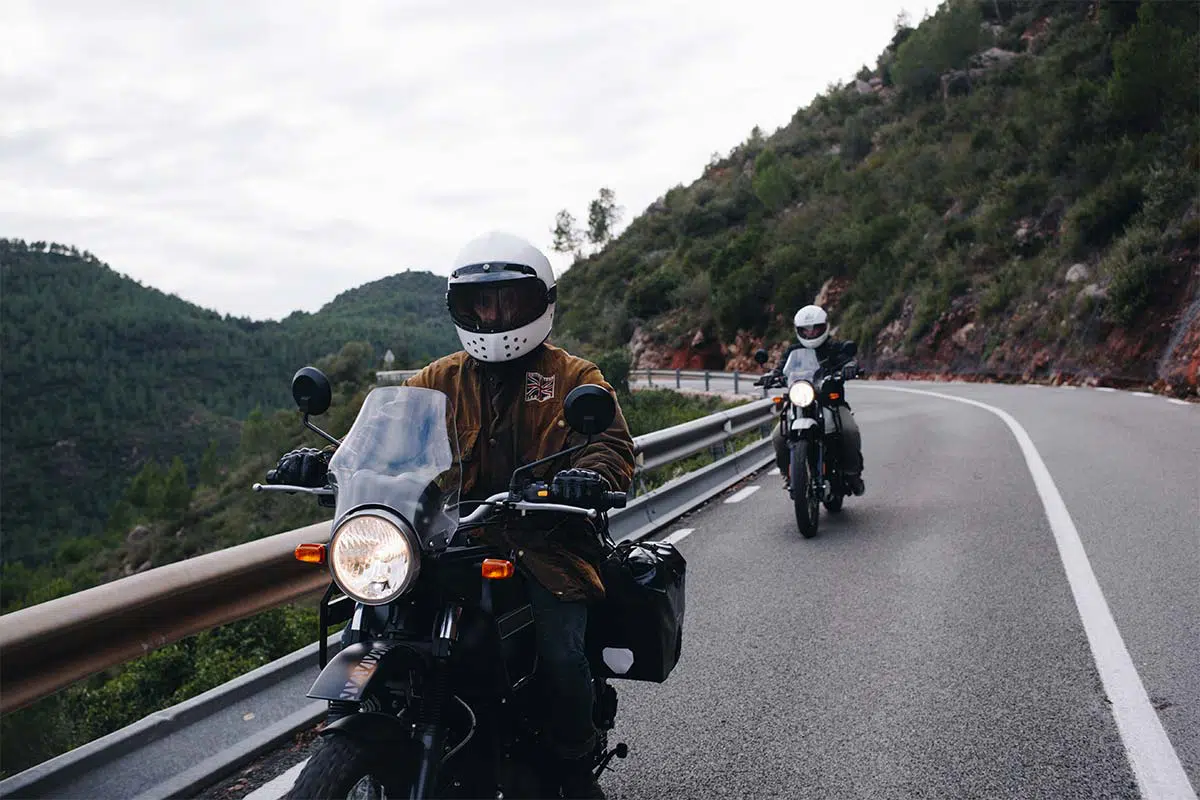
[788,380,816,408]
[328,508,421,606]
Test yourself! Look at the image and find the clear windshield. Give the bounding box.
[783,348,821,385]
[327,387,461,544]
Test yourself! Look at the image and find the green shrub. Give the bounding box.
[1063,178,1144,254]
[1102,225,1174,325]
[593,349,631,395]
[1107,1,1200,132]
[891,0,984,98]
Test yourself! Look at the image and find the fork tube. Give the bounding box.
[410,604,462,799]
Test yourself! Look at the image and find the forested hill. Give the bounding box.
[554,0,1199,394]
[0,239,458,563]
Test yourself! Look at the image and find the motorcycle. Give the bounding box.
[752,346,860,539]
[252,366,685,799]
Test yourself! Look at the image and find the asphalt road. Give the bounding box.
[208,378,1200,799]
[614,374,1196,798]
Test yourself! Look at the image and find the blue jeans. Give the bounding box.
[527,579,598,760]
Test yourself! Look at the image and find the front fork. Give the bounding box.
[410,604,462,799]
[784,405,824,497]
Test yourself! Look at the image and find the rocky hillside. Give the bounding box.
[554,0,1198,395]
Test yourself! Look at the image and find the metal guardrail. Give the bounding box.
[0,426,777,800]
[637,367,760,396]
[0,392,774,716]
[375,368,419,384]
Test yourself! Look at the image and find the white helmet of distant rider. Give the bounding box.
[793,304,829,349]
[445,232,556,363]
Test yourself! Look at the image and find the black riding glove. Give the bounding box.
[552,467,609,507]
[266,447,330,487]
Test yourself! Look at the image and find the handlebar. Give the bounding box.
[252,483,335,497]
[457,485,628,525]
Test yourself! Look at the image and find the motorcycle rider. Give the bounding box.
[271,231,634,799]
[770,304,865,496]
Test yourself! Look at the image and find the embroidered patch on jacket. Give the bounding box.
[525,372,556,402]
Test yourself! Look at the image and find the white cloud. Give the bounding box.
[1,0,911,319]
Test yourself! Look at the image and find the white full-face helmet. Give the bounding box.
[793,304,829,348]
[446,231,556,363]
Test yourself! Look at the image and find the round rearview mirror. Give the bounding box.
[563,384,616,436]
[754,349,769,365]
[292,366,332,416]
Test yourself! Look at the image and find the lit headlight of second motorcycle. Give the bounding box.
[788,381,816,407]
[328,512,420,605]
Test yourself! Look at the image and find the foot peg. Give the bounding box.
[594,742,628,775]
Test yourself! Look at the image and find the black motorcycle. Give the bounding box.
[253,367,685,799]
[753,346,859,539]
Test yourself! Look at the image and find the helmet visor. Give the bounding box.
[797,323,827,341]
[448,277,550,334]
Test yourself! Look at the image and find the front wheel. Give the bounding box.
[288,734,395,800]
[789,442,819,539]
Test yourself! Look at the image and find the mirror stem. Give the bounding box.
[508,436,593,495]
[304,414,342,447]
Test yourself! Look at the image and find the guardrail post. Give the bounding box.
[762,381,768,399]
[647,367,652,387]
[734,371,739,394]
[675,368,681,389]
[705,371,710,391]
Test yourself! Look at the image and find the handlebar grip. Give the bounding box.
[605,491,628,509]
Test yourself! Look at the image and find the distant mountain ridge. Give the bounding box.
[0,239,460,562]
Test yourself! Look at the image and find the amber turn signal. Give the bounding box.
[771,396,784,406]
[295,543,326,564]
[828,392,840,400]
[482,559,515,580]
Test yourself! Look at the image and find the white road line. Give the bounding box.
[1096,387,1118,392]
[662,528,696,545]
[244,758,309,800]
[1169,399,1191,406]
[857,384,1196,800]
[769,467,781,476]
[1133,392,1155,398]
[724,485,761,504]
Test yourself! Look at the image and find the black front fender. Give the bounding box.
[307,640,428,702]
[320,710,413,747]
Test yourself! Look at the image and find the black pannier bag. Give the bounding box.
[586,540,686,682]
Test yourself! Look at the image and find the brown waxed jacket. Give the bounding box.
[403,343,636,602]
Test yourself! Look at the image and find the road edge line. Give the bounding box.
[857,384,1196,800]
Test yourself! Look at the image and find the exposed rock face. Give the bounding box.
[668,328,725,369]
[629,324,728,371]
[1157,265,1200,396]
[1066,263,1091,283]
[1021,16,1052,52]
[857,251,1199,396]
[813,277,852,313]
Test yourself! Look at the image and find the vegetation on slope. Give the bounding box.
[554,0,1198,390]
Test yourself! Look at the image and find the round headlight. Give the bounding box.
[788,381,816,407]
[329,512,420,605]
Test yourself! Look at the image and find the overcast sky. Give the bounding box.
[2,0,914,320]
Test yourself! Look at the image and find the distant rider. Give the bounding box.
[770,304,865,496]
